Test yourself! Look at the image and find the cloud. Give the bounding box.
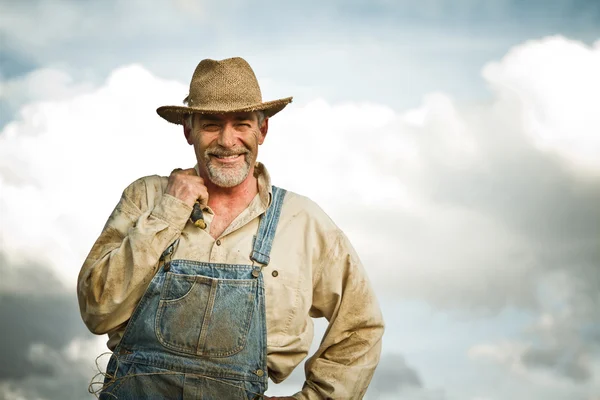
[368,353,422,394]
[0,64,190,290]
[1,34,600,398]
[0,68,95,124]
[0,252,64,295]
[468,336,600,394]
[482,36,600,172]
[0,336,107,400]
[521,345,591,382]
[266,35,600,387]
[7,0,599,126]
[266,37,600,311]
[0,255,107,399]
[0,291,90,380]
[469,271,600,385]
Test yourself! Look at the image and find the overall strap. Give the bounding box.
[251,186,287,266]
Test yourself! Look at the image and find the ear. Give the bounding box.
[258,118,269,145]
[183,115,193,145]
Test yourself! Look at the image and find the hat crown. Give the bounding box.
[156,56,292,125]
[186,57,263,109]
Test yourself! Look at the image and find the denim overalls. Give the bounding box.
[100,187,287,400]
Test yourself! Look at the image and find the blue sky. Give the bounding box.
[1,1,599,399]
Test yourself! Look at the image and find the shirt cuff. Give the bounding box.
[150,193,193,231]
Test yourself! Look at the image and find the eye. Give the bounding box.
[202,123,220,130]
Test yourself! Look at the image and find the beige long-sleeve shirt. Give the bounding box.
[77,163,384,399]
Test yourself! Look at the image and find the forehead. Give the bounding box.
[195,112,257,122]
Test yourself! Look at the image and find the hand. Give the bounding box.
[165,168,209,208]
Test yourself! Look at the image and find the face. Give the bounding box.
[184,112,267,188]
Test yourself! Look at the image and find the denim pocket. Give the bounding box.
[155,272,257,357]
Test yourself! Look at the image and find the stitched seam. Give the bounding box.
[197,279,218,353]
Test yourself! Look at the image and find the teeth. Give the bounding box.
[216,155,239,159]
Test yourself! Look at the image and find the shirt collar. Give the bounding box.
[254,162,272,211]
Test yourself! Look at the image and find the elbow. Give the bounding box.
[77,282,119,335]
[78,298,114,335]
[79,302,127,335]
[83,315,111,335]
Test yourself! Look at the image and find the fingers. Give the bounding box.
[169,167,204,186]
[166,167,208,207]
[174,167,198,177]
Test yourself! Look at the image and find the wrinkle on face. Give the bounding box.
[186,112,266,188]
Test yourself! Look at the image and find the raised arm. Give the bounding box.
[77,175,193,335]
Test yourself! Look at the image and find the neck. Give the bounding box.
[201,166,259,210]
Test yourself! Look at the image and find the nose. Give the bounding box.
[217,123,237,148]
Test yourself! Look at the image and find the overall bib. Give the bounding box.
[100,187,287,400]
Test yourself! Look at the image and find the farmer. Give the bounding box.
[77,57,384,399]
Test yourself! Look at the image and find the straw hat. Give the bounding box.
[157,57,293,125]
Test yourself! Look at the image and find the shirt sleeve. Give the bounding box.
[77,176,192,335]
[293,231,385,400]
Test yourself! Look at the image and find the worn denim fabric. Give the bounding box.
[100,186,287,400]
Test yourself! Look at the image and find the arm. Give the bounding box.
[294,231,385,400]
[77,176,192,334]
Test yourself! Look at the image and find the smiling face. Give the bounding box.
[184,112,268,188]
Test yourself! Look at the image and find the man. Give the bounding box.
[78,57,384,399]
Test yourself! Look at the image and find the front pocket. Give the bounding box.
[155,272,257,357]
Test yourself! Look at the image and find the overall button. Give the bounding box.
[255,369,264,377]
[252,269,260,278]
[216,239,221,246]
[271,270,279,277]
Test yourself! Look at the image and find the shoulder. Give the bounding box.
[277,188,348,248]
[277,189,362,273]
[121,174,169,211]
[279,189,338,229]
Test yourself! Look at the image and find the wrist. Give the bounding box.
[151,193,193,230]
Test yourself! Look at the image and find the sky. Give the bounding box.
[1,0,599,399]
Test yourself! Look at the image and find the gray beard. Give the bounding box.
[205,153,252,188]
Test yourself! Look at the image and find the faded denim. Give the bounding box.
[100,186,287,400]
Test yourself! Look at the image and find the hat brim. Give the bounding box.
[156,97,293,125]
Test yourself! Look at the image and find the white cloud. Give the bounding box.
[482,36,600,173]
[27,336,108,375]
[2,36,599,307]
[0,68,94,110]
[0,64,190,289]
[1,34,599,398]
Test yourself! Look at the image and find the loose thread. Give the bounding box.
[88,352,117,399]
[88,352,267,399]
